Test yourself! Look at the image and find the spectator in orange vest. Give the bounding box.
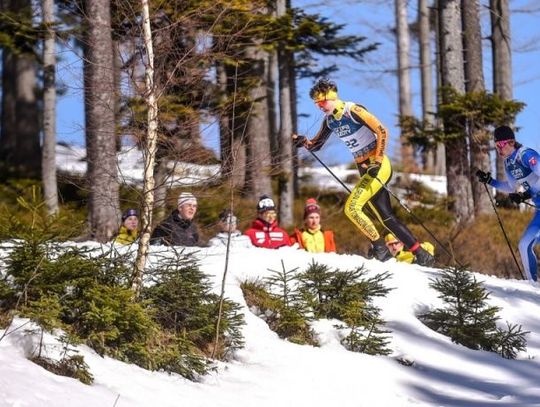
[290,198,336,253]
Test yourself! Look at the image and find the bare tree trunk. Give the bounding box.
[418,0,435,173]
[217,62,232,179]
[217,62,245,190]
[276,0,293,227]
[153,153,168,221]
[42,0,59,215]
[243,44,272,197]
[462,0,491,215]
[289,52,300,197]
[83,0,120,242]
[433,3,447,176]
[490,0,512,186]
[16,50,42,177]
[267,50,279,165]
[438,0,474,224]
[1,49,17,164]
[133,0,159,297]
[0,0,41,177]
[395,0,416,172]
[113,40,123,152]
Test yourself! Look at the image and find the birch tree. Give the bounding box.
[42,0,59,215]
[132,0,158,297]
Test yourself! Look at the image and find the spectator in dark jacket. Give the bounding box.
[244,195,291,249]
[150,192,200,246]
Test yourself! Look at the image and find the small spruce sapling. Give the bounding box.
[419,266,528,359]
[297,261,392,355]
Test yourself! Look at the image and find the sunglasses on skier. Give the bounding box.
[315,99,330,108]
[495,139,512,149]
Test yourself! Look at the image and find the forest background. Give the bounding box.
[1,0,539,280]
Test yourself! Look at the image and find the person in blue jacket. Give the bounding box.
[476,125,540,282]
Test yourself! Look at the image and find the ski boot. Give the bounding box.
[370,238,393,262]
[413,247,435,267]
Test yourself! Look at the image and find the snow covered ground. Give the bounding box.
[2,243,540,407]
[56,144,221,187]
[56,143,447,195]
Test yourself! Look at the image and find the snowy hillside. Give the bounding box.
[2,244,540,407]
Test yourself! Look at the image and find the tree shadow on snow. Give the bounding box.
[390,320,540,406]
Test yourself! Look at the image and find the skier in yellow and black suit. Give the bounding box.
[293,79,435,266]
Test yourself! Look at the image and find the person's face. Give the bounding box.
[304,213,321,230]
[219,219,236,233]
[123,215,138,231]
[314,98,338,115]
[179,202,197,220]
[495,139,515,158]
[386,239,404,256]
[260,210,277,224]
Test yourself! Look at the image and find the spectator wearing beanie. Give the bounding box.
[208,209,253,249]
[113,208,139,245]
[244,195,291,249]
[150,192,200,246]
[290,198,336,253]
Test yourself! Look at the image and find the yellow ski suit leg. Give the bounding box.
[344,156,392,241]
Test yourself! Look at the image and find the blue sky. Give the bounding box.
[294,0,540,165]
[56,0,540,167]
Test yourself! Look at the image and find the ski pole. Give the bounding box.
[307,148,352,193]
[306,148,460,266]
[482,183,525,279]
[371,175,463,267]
[523,201,540,210]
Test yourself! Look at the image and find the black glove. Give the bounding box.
[475,169,492,184]
[366,162,381,178]
[292,134,307,149]
[509,191,532,204]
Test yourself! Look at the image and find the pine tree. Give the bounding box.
[297,261,392,355]
[142,252,245,360]
[339,300,391,356]
[265,260,316,344]
[266,260,301,308]
[0,201,242,379]
[419,266,528,359]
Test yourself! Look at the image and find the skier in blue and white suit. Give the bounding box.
[476,125,540,281]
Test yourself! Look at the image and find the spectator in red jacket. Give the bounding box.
[290,198,336,253]
[244,195,291,249]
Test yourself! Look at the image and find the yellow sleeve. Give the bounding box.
[350,104,388,163]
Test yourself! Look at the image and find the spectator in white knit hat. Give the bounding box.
[150,192,200,246]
